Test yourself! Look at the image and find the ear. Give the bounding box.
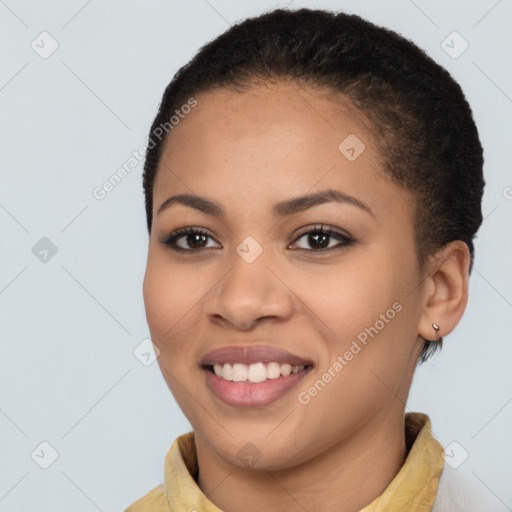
[417,240,471,341]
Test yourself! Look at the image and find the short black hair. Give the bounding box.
[142,8,485,363]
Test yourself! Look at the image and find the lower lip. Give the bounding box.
[203,367,312,407]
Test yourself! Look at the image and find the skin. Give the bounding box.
[143,81,470,512]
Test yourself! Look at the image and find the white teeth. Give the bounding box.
[232,363,248,382]
[210,362,306,382]
[213,364,223,377]
[248,362,267,383]
[222,363,233,381]
[267,362,281,379]
[280,363,292,376]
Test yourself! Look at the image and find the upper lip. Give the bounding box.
[200,345,314,367]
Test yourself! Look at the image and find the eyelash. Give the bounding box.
[159,223,356,255]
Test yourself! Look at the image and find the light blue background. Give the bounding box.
[1,1,511,510]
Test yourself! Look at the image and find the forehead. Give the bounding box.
[161,82,374,162]
[153,82,412,223]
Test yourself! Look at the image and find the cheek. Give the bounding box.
[142,254,206,416]
[143,252,202,338]
[304,249,415,385]
[304,256,395,341]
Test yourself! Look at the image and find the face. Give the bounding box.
[143,81,427,471]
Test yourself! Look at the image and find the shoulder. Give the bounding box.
[432,463,507,512]
[123,432,195,512]
[124,483,169,512]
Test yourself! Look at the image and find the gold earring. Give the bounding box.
[424,322,441,342]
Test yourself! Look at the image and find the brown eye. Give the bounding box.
[289,224,355,253]
[160,227,220,252]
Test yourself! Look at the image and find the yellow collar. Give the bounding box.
[126,412,444,511]
[359,413,444,511]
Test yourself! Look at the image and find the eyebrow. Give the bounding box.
[157,188,375,218]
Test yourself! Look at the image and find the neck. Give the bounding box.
[195,409,407,512]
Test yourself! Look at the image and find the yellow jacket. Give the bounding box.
[124,412,478,511]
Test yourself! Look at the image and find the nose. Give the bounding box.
[204,248,295,331]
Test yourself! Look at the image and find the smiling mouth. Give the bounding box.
[203,362,313,383]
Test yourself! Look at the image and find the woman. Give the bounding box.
[126,8,489,511]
